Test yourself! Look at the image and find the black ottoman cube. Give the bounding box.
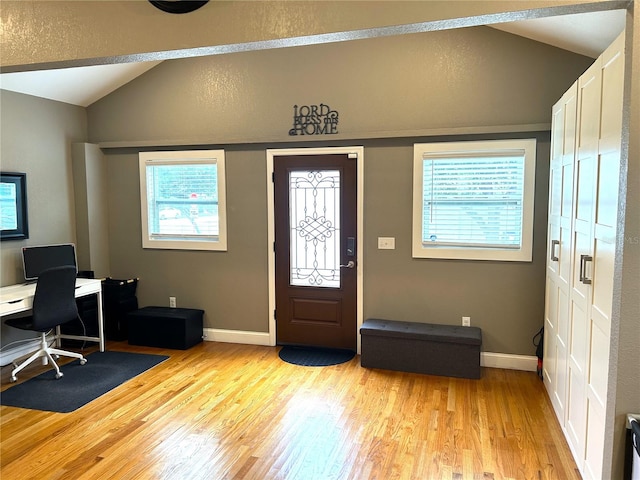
[360,318,482,379]
[128,306,204,350]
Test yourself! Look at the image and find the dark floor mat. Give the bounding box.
[1,350,168,413]
[278,346,355,367]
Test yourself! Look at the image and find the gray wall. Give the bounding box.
[71,143,111,279]
[88,27,589,355]
[88,27,587,144]
[0,90,87,284]
[610,10,640,478]
[0,90,87,345]
[361,137,550,355]
[105,148,269,333]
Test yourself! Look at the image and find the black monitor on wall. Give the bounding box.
[22,243,77,281]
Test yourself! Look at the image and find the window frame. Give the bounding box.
[412,139,536,262]
[139,150,227,251]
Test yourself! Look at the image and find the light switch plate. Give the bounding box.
[378,237,395,249]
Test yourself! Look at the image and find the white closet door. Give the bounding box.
[544,83,577,421]
[583,32,624,480]
[545,31,625,479]
[544,100,562,408]
[566,57,601,461]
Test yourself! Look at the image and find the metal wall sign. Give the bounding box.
[289,104,339,136]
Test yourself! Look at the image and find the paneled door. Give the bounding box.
[565,56,601,461]
[563,32,624,479]
[544,81,577,422]
[273,154,357,350]
[582,34,624,480]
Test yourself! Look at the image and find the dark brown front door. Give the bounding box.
[274,154,357,350]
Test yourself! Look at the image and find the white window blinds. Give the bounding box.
[422,152,525,249]
[146,162,219,239]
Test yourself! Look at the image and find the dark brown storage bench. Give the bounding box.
[360,318,482,379]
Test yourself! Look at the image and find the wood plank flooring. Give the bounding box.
[1,341,580,480]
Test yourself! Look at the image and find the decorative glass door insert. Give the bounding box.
[289,170,340,288]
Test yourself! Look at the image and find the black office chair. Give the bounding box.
[5,265,87,382]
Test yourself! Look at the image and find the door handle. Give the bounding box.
[339,261,355,269]
[550,240,559,262]
[579,254,593,285]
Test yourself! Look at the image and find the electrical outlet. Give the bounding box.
[169,296,177,308]
[462,316,471,327]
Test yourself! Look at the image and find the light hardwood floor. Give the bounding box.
[1,341,580,480]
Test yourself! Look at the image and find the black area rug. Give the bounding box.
[0,350,168,413]
[278,346,355,367]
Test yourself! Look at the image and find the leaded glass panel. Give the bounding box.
[289,170,340,288]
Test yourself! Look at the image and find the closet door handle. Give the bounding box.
[550,240,559,262]
[579,254,593,285]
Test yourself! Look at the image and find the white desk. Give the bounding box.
[0,278,105,351]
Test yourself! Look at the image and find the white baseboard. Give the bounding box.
[481,352,538,371]
[203,328,271,346]
[1,326,538,374]
[0,336,51,367]
[201,329,538,372]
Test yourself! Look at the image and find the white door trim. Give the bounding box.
[266,146,365,353]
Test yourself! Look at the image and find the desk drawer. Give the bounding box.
[0,298,30,316]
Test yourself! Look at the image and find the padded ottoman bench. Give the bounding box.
[128,306,204,350]
[360,318,482,379]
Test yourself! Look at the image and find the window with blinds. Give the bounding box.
[139,150,227,251]
[413,139,536,261]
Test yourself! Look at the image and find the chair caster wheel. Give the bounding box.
[55,372,64,379]
[80,358,87,365]
[10,376,17,383]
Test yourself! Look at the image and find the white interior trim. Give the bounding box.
[200,329,539,373]
[266,146,365,353]
[203,328,271,346]
[412,138,537,261]
[481,352,538,372]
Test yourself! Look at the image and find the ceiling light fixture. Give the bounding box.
[149,1,209,14]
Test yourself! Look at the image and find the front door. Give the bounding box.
[274,154,357,350]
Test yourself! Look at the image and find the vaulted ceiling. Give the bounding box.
[0,9,626,107]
